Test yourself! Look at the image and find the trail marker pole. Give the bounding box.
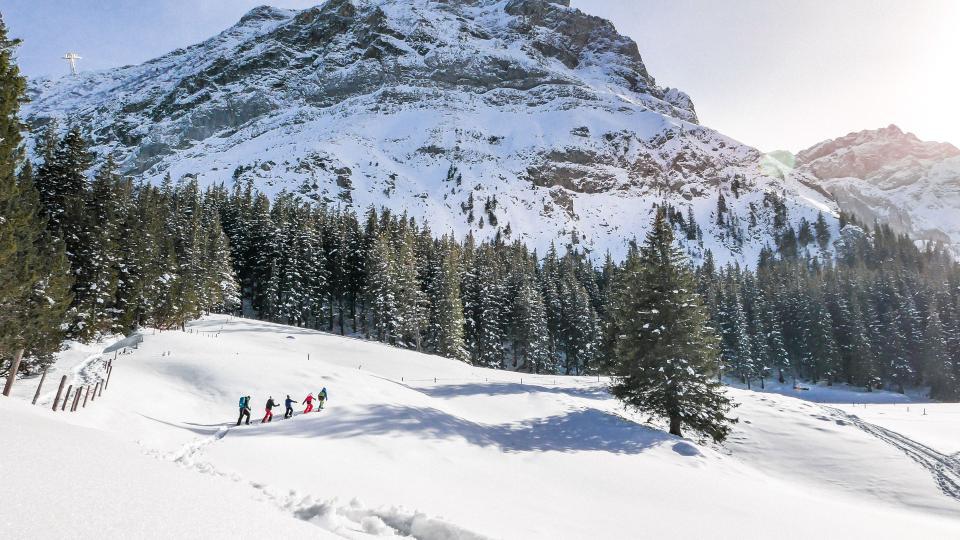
[52,376,67,411]
[62,385,73,411]
[32,368,48,405]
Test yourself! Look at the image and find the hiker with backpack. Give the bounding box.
[302,392,315,413]
[237,395,251,426]
[284,394,296,419]
[263,396,278,423]
[318,387,328,409]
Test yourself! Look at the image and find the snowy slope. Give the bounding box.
[4,316,960,539]
[0,397,332,539]
[21,0,839,264]
[786,125,960,255]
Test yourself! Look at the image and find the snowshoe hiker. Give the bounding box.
[318,387,328,409]
[284,394,295,419]
[237,395,251,426]
[302,393,315,413]
[263,396,277,423]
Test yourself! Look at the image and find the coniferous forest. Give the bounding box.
[2,15,960,407]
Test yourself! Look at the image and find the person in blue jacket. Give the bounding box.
[236,395,251,426]
[284,394,295,419]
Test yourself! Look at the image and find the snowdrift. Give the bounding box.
[3,316,960,539]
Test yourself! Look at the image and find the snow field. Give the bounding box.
[3,315,960,539]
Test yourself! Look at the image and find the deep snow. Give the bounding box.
[3,316,960,539]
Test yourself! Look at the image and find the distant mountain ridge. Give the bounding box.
[788,125,960,253]
[23,0,838,263]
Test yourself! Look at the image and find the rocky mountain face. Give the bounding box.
[790,125,960,253]
[23,0,837,262]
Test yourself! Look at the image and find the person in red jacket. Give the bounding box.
[302,393,315,413]
[262,396,277,423]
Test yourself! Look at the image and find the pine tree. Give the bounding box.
[364,231,397,342]
[71,157,125,338]
[394,222,426,350]
[426,236,468,361]
[815,212,831,250]
[922,306,955,400]
[0,19,72,382]
[609,209,736,441]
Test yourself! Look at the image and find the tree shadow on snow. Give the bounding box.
[413,382,610,402]
[226,404,675,455]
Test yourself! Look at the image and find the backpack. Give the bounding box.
[239,396,247,408]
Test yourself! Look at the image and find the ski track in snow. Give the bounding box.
[823,405,960,502]
[156,419,489,540]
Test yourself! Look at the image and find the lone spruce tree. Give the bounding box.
[609,208,736,442]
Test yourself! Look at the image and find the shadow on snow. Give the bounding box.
[226,404,679,455]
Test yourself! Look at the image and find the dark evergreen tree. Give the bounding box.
[608,209,736,441]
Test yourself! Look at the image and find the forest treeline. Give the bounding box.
[2,16,958,402]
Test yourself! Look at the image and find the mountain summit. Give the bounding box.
[24,0,835,261]
[793,125,960,253]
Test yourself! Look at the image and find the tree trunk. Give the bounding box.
[2,348,25,396]
[669,415,683,437]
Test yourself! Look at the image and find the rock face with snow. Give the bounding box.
[23,0,837,262]
[793,125,960,253]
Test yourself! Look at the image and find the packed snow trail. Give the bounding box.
[824,405,960,502]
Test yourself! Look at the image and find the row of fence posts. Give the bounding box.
[32,353,116,413]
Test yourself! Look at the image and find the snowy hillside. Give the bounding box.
[3,316,960,539]
[21,0,838,263]
[785,125,960,255]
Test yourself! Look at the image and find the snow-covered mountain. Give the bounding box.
[23,0,837,263]
[788,125,960,254]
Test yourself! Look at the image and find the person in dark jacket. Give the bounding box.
[283,394,295,419]
[263,396,278,423]
[237,395,251,426]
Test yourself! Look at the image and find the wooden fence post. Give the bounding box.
[31,367,48,405]
[52,375,67,411]
[71,387,81,411]
[90,382,98,402]
[105,363,113,390]
[62,385,73,411]
[82,386,90,408]
[2,348,25,396]
[98,379,104,397]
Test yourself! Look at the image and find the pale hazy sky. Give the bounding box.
[3,0,958,151]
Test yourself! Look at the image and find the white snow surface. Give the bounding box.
[3,316,960,539]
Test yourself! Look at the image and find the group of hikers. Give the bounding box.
[236,388,329,426]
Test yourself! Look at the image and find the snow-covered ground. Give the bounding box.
[3,316,960,539]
